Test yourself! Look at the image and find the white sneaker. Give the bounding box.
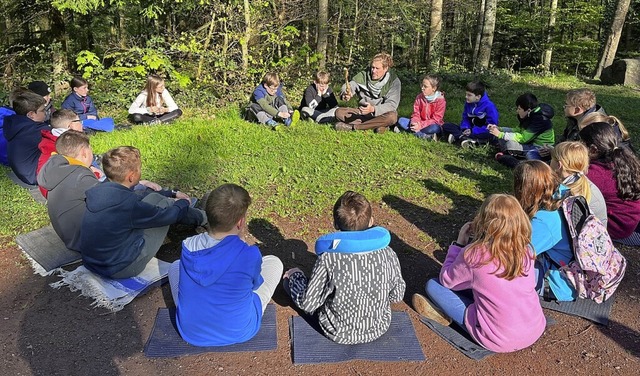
[461,139,478,149]
[447,134,455,144]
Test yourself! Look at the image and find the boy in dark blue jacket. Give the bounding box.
[168,184,283,346]
[80,146,207,279]
[3,90,50,185]
[443,81,499,148]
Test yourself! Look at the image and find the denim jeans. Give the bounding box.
[424,278,473,331]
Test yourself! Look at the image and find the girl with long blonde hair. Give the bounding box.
[413,194,545,353]
[128,74,183,125]
[551,141,607,224]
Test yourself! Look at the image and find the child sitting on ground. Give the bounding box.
[283,191,406,344]
[169,183,283,346]
[299,71,338,124]
[27,81,54,122]
[37,131,100,251]
[413,194,545,353]
[61,76,115,132]
[489,92,554,166]
[443,81,499,148]
[396,74,446,140]
[246,72,300,129]
[579,112,633,151]
[80,146,207,278]
[558,88,606,143]
[128,75,183,125]
[3,89,50,185]
[36,109,105,197]
[0,88,26,166]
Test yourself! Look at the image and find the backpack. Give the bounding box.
[559,196,627,303]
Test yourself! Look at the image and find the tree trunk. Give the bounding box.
[347,0,359,65]
[242,0,251,72]
[317,0,329,69]
[476,0,497,71]
[542,0,558,73]
[427,0,443,70]
[197,8,216,80]
[472,0,486,69]
[593,0,631,79]
[332,5,342,65]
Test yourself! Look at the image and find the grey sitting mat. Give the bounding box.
[420,315,557,361]
[144,304,277,358]
[16,225,81,276]
[290,311,425,364]
[420,318,494,360]
[540,295,615,325]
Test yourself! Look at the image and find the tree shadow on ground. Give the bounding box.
[248,218,313,307]
[596,319,640,358]
[18,274,143,376]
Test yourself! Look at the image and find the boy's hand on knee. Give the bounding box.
[278,111,291,119]
[139,180,161,191]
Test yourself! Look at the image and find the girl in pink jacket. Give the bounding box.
[413,194,546,353]
[396,74,446,140]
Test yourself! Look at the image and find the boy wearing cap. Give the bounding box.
[28,81,55,122]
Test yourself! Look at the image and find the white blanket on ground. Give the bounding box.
[50,258,170,312]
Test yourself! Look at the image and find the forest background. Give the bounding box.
[0,0,638,108]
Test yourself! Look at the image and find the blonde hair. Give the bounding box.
[464,194,533,281]
[314,71,330,84]
[578,112,629,141]
[551,142,592,202]
[566,88,596,111]
[144,75,165,108]
[372,52,394,69]
[262,72,280,87]
[513,160,561,218]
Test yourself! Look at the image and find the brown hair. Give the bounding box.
[314,71,330,84]
[8,87,28,107]
[205,184,252,232]
[333,191,372,231]
[464,194,533,281]
[144,74,165,108]
[565,88,596,111]
[465,81,485,96]
[513,160,561,218]
[551,142,592,201]
[422,74,441,91]
[55,130,90,158]
[102,146,141,183]
[372,52,393,69]
[262,72,280,87]
[50,109,80,129]
[12,90,45,115]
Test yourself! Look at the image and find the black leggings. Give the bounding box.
[129,109,183,124]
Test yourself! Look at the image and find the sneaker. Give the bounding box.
[447,134,456,144]
[266,119,278,127]
[114,123,132,131]
[461,139,478,149]
[432,133,439,142]
[334,122,353,131]
[273,125,285,132]
[392,125,401,133]
[143,118,162,126]
[412,293,452,326]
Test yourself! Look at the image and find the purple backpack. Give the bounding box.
[559,196,626,303]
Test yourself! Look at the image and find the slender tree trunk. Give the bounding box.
[347,0,359,65]
[49,8,69,91]
[197,8,216,80]
[476,0,497,71]
[542,0,558,73]
[332,5,342,65]
[593,0,631,79]
[242,0,251,72]
[472,0,486,69]
[427,0,443,70]
[317,0,329,69]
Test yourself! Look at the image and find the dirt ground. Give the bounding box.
[1,199,638,376]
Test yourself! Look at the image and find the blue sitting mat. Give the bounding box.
[144,304,277,358]
[420,315,557,361]
[16,225,81,275]
[314,226,391,255]
[540,295,615,325]
[290,311,425,364]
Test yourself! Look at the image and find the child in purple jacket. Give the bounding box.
[413,194,545,353]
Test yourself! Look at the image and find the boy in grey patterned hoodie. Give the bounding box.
[283,191,406,344]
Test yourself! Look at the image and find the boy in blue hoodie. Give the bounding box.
[3,89,50,185]
[443,81,499,148]
[245,72,300,129]
[168,183,283,346]
[80,146,207,279]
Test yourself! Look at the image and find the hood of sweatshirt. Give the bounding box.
[2,114,48,141]
[85,181,135,213]
[38,154,91,191]
[180,234,251,287]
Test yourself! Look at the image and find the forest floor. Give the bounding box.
[1,202,638,376]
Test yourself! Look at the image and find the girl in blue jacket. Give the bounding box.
[61,77,115,132]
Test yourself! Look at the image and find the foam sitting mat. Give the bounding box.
[16,225,81,276]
